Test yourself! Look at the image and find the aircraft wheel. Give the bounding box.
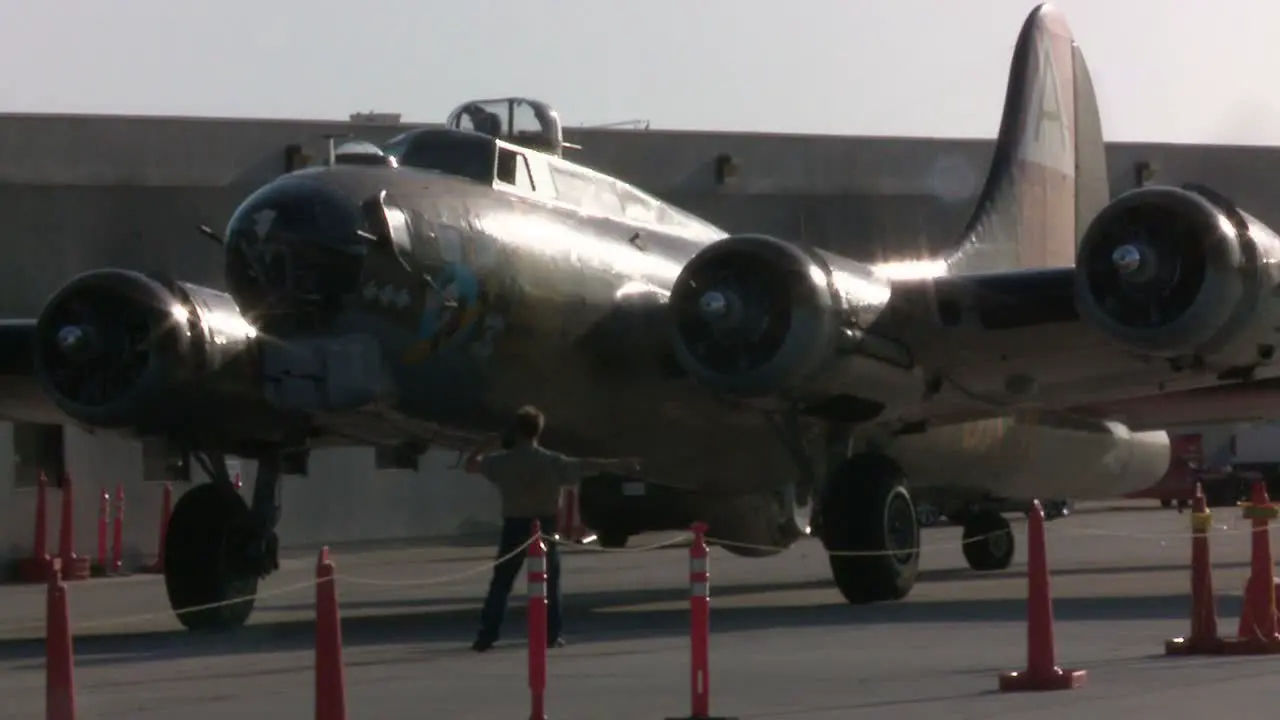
[821,454,919,604]
[163,482,260,632]
[961,510,1015,571]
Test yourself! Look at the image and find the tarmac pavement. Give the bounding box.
[0,500,1276,719]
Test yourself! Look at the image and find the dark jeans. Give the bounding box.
[477,516,562,642]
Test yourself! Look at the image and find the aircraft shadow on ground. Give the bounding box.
[0,567,1235,669]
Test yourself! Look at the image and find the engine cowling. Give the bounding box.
[1074,185,1280,363]
[668,234,920,408]
[33,269,260,431]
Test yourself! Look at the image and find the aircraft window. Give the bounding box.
[525,153,558,199]
[383,131,496,184]
[495,147,536,193]
[615,183,660,225]
[663,204,725,239]
[514,155,535,192]
[455,104,506,137]
[548,163,624,217]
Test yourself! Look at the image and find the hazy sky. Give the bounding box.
[1,0,1275,144]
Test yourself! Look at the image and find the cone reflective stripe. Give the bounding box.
[691,555,709,598]
[527,553,547,599]
[666,522,737,720]
[527,520,548,720]
[690,523,710,718]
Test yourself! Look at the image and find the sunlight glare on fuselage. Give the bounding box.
[870,259,949,280]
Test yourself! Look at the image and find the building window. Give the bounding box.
[13,423,64,489]
[142,437,191,483]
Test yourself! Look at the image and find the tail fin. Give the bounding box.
[945,2,1108,274]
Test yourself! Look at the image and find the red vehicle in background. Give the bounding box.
[1126,432,1249,508]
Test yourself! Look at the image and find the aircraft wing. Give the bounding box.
[661,0,1280,432]
[0,284,488,461]
[1062,378,1280,433]
[663,200,1280,433]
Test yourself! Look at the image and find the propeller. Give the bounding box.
[674,252,793,375]
[1082,207,1203,330]
[40,283,162,410]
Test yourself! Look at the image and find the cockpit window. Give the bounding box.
[381,130,496,184]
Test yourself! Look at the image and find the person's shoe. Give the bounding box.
[548,636,566,649]
[472,636,497,652]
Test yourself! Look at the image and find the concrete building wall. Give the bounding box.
[2,110,1279,576]
[4,436,504,574]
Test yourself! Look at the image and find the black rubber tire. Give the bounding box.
[163,482,260,632]
[596,531,629,549]
[821,454,920,604]
[961,510,1015,571]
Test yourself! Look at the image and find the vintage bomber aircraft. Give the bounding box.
[4,2,1280,631]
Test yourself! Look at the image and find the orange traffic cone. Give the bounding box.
[46,561,77,720]
[315,547,346,720]
[1166,483,1225,654]
[1222,479,1280,653]
[998,500,1087,691]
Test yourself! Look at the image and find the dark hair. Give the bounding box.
[512,405,545,442]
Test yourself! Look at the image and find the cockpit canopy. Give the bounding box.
[446,97,564,157]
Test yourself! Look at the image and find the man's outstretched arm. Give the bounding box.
[558,455,641,483]
[580,457,641,475]
[463,435,503,475]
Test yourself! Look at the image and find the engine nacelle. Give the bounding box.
[1074,184,1280,365]
[668,234,922,411]
[33,269,261,432]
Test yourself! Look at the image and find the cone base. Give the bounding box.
[1219,636,1280,655]
[998,667,1087,692]
[1165,636,1225,655]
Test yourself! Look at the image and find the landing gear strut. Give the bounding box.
[820,453,920,603]
[163,450,283,632]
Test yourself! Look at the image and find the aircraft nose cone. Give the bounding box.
[699,291,730,321]
[1111,244,1143,276]
[55,325,93,360]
